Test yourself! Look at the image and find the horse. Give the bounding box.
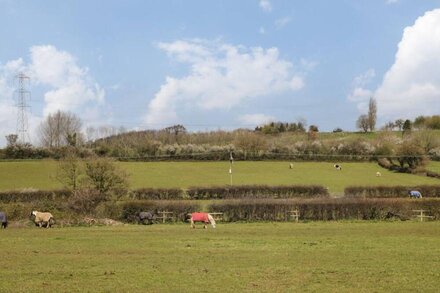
[0,211,7,229]
[409,190,422,199]
[190,212,216,229]
[30,211,55,228]
[138,211,154,225]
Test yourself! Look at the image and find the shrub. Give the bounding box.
[67,189,106,215]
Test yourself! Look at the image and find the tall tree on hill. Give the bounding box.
[367,97,377,132]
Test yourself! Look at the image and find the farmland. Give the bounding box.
[1,222,440,292]
[0,160,439,193]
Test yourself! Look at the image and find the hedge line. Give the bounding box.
[132,185,329,200]
[3,198,440,223]
[208,198,440,221]
[0,189,71,203]
[344,185,440,198]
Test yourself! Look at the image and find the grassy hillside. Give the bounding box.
[0,160,438,193]
[1,222,440,292]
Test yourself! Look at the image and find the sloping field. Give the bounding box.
[1,222,440,292]
[0,160,438,193]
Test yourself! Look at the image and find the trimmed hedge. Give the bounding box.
[131,188,182,200]
[120,200,202,223]
[131,185,329,200]
[0,189,71,203]
[208,198,440,221]
[344,185,440,198]
[185,185,329,199]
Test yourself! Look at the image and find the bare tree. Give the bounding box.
[38,110,83,148]
[56,150,83,191]
[357,114,369,133]
[367,97,377,132]
[5,134,18,147]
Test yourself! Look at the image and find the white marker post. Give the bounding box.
[229,151,234,186]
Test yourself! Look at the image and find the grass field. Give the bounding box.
[0,160,439,193]
[1,222,440,292]
[427,161,440,174]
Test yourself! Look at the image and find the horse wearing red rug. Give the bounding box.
[190,212,216,229]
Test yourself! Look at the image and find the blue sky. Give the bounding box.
[1,0,440,145]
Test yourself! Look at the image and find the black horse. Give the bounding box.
[138,211,155,225]
[0,211,8,229]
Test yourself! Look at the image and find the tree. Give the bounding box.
[396,140,427,171]
[38,110,83,148]
[83,157,129,197]
[367,97,377,132]
[56,151,83,191]
[402,119,412,136]
[5,134,18,147]
[394,119,404,131]
[356,114,369,133]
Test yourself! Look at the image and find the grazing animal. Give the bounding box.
[190,212,216,229]
[376,172,382,177]
[409,190,422,199]
[0,211,8,229]
[31,211,55,228]
[289,163,293,169]
[333,164,342,171]
[138,211,154,225]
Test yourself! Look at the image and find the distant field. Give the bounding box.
[427,161,440,173]
[1,222,440,292]
[0,160,439,193]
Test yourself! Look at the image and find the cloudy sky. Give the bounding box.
[1,0,440,145]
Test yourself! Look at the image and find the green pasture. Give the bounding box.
[1,222,440,292]
[427,161,440,174]
[0,160,439,193]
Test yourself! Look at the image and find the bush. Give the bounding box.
[67,189,106,215]
[344,185,440,198]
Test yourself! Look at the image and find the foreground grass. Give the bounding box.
[1,222,440,292]
[0,160,439,193]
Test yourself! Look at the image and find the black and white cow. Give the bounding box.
[333,164,342,171]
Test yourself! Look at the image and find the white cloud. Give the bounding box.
[275,17,291,29]
[0,45,106,146]
[145,39,305,125]
[375,9,440,120]
[259,0,272,12]
[347,69,375,111]
[238,114,275,126]
[28,45,105,117]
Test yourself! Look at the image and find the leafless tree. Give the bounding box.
[357,114,369,133]
[38,110,83,148]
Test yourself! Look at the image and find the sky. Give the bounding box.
[1,0,440,146]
